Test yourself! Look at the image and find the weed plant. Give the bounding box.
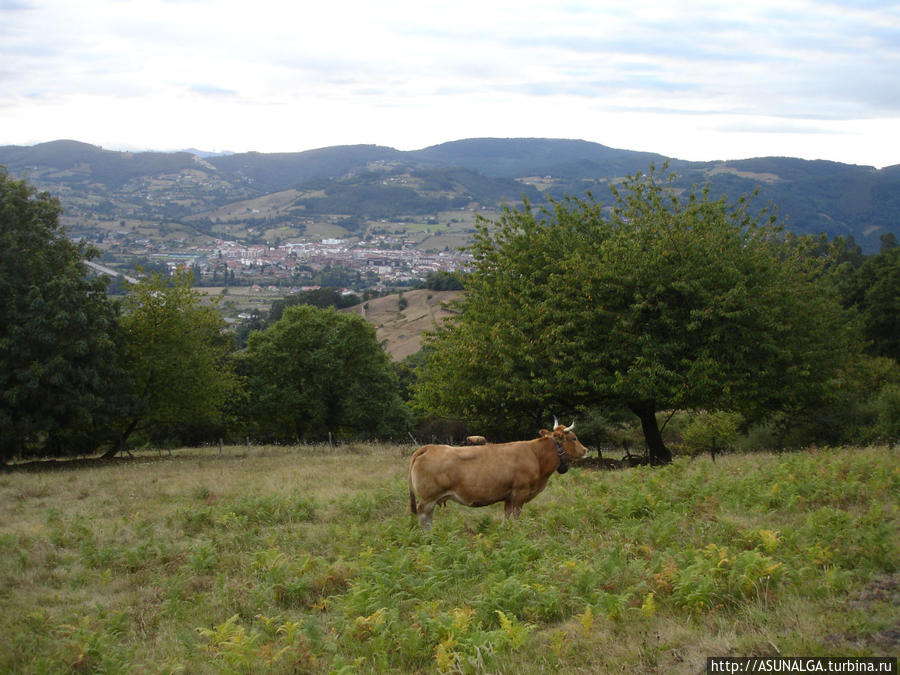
[0,444,896,673]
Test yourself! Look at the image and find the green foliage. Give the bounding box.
[268,286,361,324]
[115,270,241,450]
[681,411,744,456]
[421,270,465,291]
[177,495,318,538]
[670,544,783,613]
[239,304,408,441]
[56,616,132,673]
[196,613,318,673]
[0,168,126,461]
[768,354,900,447]
[872,384,900,442]
[414,166,861,459]
[840,247,900,362]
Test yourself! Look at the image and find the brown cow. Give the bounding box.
[465,435,487,445]
[408,420,587,529]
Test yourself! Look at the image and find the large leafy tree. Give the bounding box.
[414,167,860,463]
[840,246,900,363]
[1,168,125,462]
[110,270,240,454]
[239,304,407,441]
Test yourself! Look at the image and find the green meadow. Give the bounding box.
[1,444,896,673]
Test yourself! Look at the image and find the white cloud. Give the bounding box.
[1,0,898,166]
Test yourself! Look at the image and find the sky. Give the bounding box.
[1,0,898,168]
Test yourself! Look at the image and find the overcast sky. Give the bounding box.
[1,0,898,167]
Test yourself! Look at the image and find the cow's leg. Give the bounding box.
[504,500,523,519]
[417,501,436,530]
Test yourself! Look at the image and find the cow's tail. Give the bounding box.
[408,450,418,515]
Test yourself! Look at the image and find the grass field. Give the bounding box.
[0,445,896,673]
[195,286,286,315]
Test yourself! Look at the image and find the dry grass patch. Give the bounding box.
[346,289,461,360]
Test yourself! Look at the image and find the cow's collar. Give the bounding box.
[551,437,569,474]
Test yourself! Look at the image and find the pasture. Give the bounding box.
[0,444,896,673]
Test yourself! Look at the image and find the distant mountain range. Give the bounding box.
[2,138,897,252]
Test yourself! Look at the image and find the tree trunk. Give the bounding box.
[102,418,139,459]
[629,401,672,465]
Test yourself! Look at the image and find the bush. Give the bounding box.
[681,411,743,457]
[872,384,900,444]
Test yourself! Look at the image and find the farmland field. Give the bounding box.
[0,444,896,673]
[195,285,286,316]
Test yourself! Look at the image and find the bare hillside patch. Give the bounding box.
[345,289,461,360]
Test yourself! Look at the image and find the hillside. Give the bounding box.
[344,289,462,361]
[409,137,676,178]
[1,138,898,252]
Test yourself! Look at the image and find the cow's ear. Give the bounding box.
[539,429,551,436]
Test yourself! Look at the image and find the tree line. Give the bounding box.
[1,166,897,464]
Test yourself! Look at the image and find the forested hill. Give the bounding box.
[2,138,897,251]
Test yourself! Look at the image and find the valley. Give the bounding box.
[2,138,896,337]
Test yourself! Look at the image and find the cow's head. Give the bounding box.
[541,419,588,472]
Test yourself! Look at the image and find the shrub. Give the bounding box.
[681,411,743,457]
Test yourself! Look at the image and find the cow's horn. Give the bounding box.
[564,420,575,431]
[553,416,559,429]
